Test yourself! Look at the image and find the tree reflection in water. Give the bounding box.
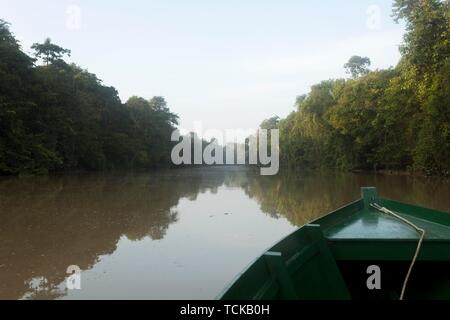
[0,167,448,299]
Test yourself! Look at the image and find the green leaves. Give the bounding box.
[0,21,178,175]
[275,1,450,176]
[393,0,450,73]
[125,96,179,167]
[344,56,371,79]
[31,38,71,66]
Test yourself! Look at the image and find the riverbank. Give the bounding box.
[351,168,450,178]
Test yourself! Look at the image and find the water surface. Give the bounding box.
[0,167,448,299]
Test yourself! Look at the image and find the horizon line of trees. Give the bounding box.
[263,0,449,176]
[0,19,179,175]
[1,0,449,177]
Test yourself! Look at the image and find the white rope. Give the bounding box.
[370,203,426,301]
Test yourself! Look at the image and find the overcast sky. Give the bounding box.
[1,0,405,135]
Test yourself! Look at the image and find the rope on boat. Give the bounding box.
[370,203,426,301]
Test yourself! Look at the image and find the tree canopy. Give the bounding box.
[344,56,371,78]
[270,0,449,176]
[0,19,178,175]
[31,38,71,65]
[1,0,449,176]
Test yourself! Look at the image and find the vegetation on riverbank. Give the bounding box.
[1,0,449,177]
[0,20,178,175]
[267,0,449,176]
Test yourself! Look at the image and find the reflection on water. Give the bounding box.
[0,167,448,300]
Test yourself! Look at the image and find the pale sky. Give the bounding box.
[1,0,405,134]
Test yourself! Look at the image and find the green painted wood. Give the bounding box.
[381,199,450,227]
[329,240,450,261]
[253,279,279,300]
[264,252,298,300]
[304,225,351,299]
[361,187,379,209]
[218,187,450,300]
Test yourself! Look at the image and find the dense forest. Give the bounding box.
[267,0,449,176]
[0,21,178,175]
[1,0,449,177]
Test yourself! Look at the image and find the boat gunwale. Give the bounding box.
[216,199,363,299]
[217,193,450,300]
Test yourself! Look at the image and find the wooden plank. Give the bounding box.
[361,187,379,209]
[264,252,298,300]
[305,224,352,299]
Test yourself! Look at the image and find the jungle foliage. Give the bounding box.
[272,0,449,175]
[0,22,178,175]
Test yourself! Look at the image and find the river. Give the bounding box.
[0,167,448,300]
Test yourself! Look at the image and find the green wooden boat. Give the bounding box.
[219,187,450,300]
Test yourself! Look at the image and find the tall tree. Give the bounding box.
[393,0,450,72]
[31,38,71,66]
[260,116,280,130]
[344,56,371,78]
[1,21,180,175]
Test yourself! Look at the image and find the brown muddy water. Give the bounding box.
[0,167,448,300]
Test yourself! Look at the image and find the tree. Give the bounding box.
[391,0,450,174]
[276,0,449,175]
[260,116,280,130]
[31,38,71,65]
[344,56,371,78]
[1,20,61,175]
[393,0,449,72]
[126,96,179,167]
[2,0,449,177]
[1,20,180,175]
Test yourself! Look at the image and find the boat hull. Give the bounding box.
[219,188,450,300]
